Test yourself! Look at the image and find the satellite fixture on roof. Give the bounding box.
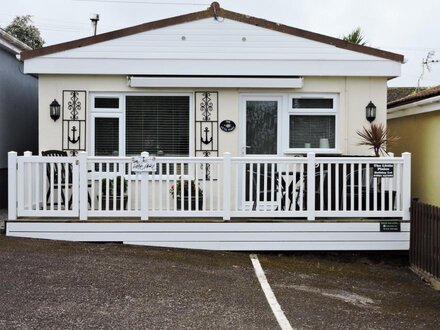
[417,51,439,90]
[90,14,100,36]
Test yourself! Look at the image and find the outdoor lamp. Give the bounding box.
[365,101,376,122]
[50,99,61,121]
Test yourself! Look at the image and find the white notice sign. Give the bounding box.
[132,155,156,172]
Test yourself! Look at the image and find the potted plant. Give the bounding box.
[356,122,398,157]
[170,177,203,210]
[355,123,399,210]
[101,176,128,210]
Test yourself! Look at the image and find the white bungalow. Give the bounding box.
[7,2,411,251]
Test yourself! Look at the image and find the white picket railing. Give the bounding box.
[8,151,411,221]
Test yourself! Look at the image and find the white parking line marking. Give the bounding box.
[250,254,294,330]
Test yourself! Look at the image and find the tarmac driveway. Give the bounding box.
[0,235,439,329]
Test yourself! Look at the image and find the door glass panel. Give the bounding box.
[245,100,278,155]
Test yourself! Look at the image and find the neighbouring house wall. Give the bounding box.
[0,47,38,208]
[388,110,440,206]
[37,75,387,156]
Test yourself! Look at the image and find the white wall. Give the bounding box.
[38,75,387,156]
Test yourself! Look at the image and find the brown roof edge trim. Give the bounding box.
[21,1,404,63]
[21,6,214,60]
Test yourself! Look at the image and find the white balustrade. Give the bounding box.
[8,151,411,221]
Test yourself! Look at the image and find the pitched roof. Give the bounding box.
[21,2,404,63]
[387,85,440,109]
[387,87,420,103]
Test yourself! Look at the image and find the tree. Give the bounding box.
[4,15,44,49]
[342,27,366,46]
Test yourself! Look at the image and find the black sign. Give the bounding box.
[380,221,401,232]
[373,163,394,178]
[220,120,236,132]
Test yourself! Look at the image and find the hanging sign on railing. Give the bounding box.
[373,163,394,178]
[132,155,156,172]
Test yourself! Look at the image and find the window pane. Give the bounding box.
[94,97,119,109]
[289,115,335,149]
[95,117,119,156]
[292,98,333,109]
[126,96,189,156]
[246,100,277,155]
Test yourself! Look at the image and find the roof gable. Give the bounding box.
[21,2,403,63]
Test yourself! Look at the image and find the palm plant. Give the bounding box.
[356,123,398,156]
[342,27,366,46]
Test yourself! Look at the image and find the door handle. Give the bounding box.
[241,146,251,155]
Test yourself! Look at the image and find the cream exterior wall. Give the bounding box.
[38,75,387,156]
[388,109,440,206]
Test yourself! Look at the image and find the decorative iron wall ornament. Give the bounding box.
[195,91,218,179]
[62,90,86,156]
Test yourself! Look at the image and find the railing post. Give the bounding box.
[141,151,149,221]
[402,152,411,220]
[223,152,231,221]
[307,152,316,221]
[23,151,32,212]
[8,151,18,221]
[79,151,88,221]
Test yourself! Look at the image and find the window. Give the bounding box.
[126,96,190,156]
[90,94,190,157]
[94,97,119,109]
[94,117,120,156]
[287,95,337,152]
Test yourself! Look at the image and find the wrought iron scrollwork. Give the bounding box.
[62,90,86,156]
[195,91,218,180]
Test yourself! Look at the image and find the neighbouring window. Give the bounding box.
[288,95,337,151]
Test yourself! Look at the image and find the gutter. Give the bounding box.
[387,95,440,113]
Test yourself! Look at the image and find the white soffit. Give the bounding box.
[128,76,304,88]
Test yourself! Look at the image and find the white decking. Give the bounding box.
[6,221,410,251]
[7,152,411,251]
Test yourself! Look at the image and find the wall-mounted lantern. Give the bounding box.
[50,99,61,121]
[365,101,376,122]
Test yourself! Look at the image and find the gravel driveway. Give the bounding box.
[0,236,439,329]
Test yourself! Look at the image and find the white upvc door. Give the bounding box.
[238,94,284,210]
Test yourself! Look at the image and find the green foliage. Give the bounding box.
[342,27,366,46]
[101,177,128,196]
[356,123,399,156]
[4,15,44,49]
[170,177,203,198]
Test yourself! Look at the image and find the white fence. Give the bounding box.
[8,151,411,221]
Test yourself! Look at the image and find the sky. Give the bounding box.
[1,0,439,87]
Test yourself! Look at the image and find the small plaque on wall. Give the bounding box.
[220,120,236,132]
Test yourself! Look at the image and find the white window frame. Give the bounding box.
[283,93,339,154]
[89,92,193,157]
